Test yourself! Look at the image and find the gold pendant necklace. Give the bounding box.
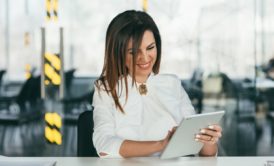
[139,84,148,95]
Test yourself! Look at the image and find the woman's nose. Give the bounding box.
[138,50,148,62]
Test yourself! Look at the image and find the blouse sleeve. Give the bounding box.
[174,75,196,117]
[92,86,125,158]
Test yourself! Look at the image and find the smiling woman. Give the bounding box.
[92,10,222,158]
[125,31,157,84]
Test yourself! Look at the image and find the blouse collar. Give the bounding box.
[126,73,155,85]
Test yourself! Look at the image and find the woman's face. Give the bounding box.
[126,30,157,83]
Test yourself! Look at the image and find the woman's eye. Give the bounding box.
[147,46,155,50]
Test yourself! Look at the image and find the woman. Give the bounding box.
[92,10,222,158]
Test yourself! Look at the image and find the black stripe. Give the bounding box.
[45,122,61,131]
[53,10,58,17]
[46,12,51,19]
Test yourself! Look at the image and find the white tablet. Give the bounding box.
[160,110,225,159]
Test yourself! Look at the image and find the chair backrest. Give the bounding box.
[64,69,76,97]
[16,76,36,105]
[77,109,98,157]
[0,70,6,90]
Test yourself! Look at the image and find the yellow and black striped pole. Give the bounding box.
[45,0,51,21]
[41,20,64,146]
[44,52,61,85]
[45,112,62,145]
[45,0,58,22]
[25,64,32,79]
[41,27,64,99]
[24,31,32,80]
[142,0,148,12]
[52,0,58,21]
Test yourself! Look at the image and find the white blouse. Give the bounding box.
[92,74,195,158]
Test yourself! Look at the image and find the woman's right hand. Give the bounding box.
[159,127,177,151]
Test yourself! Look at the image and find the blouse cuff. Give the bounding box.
[99,137,125,158]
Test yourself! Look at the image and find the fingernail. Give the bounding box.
[196,134,201,138]
[195,139,199,142]
[209,125,214,129]
[200,129,206,133]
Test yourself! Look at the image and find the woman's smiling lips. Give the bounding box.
[137,61,151,70]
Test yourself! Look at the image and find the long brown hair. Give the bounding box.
[95,10,162,113]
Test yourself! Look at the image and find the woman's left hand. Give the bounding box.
[195,124,222,145]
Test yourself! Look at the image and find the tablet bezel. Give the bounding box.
[160,110,225,159]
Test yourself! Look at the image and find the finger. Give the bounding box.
[208,125,222,132]
[200,128,220,137]
[195,138,216,145]
[166,130,172,140]
[195,137,218,145]
[195,134,212,141]
[170,131,175,138]
[200,128,222,138]
[171,126,177,132]
[169,127,177,136]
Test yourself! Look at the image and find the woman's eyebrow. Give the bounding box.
[147,42,156,47]
[127,42,155,51]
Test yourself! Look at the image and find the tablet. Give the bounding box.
[160,110,225,159]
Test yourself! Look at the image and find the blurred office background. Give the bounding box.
[1,0,274,156]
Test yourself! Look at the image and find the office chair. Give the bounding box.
[0,70,6,93]
[77,109,98,157]
[0,75,42,123]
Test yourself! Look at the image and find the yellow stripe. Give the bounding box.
[44,63,61,85]
[53,129,62,145]
[45,126,62,145]
[53,15,58,21]
[53,0,58,11]
[45,0,51,21]
[44,63,54,80]
[25,64,32,79]
[44,52,61,85]
[52,112,62,128]
[53,0,58,21]
[25,73,31,79]
[45,80,50,85]
[45,112,62,128]
[45,126,54,143]
[45,112,62,145]
[53,16,58,21]
[45,53,61,70]
[45,112,54,126]
[46,0,51,11]
[46,15,51,22]
[52,71,61,85]
[143,0,148,12]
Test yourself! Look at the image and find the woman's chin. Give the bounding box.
[136,70,152,78]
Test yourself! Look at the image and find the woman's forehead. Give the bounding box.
[127,30,155,48]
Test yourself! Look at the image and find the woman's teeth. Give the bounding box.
[138,62,150,69]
